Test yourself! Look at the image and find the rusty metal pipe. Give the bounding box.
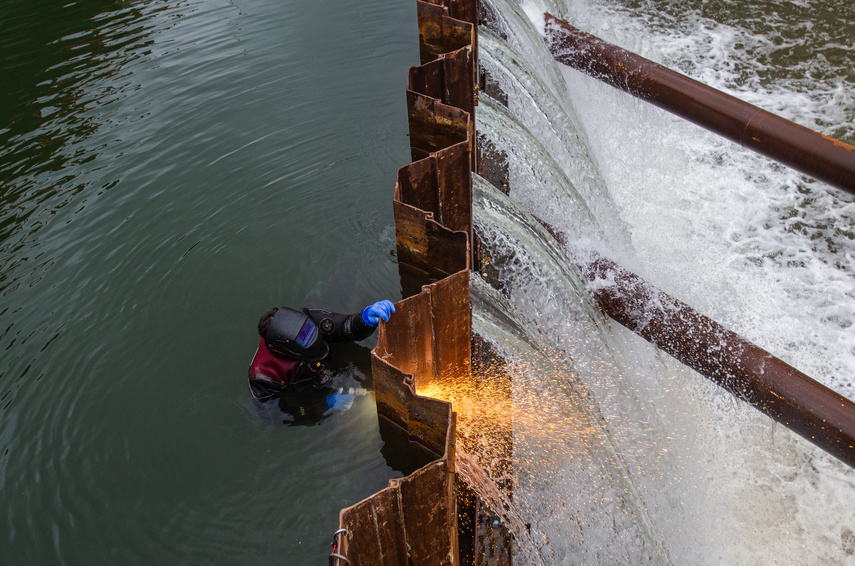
[544,14,855,196]
[585,255,855,468]
[533,215,855,467]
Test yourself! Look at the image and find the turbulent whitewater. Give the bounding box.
[455,0,855,563]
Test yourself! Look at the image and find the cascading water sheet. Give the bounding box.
[470,0,855,563]
[477,27,632,255]
[472,177,672,564]
[543,0,855,397]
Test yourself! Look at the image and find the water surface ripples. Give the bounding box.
[1,0,412,563]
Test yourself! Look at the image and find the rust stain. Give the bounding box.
[821,132,855,152]
[334,1,478,565]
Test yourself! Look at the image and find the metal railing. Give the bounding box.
[545,14,855,197]
[541,13,855,468]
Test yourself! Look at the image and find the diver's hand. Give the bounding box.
[362,300,396,327]
[326,391,355,411]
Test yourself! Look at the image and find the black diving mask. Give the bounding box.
[264,307,330,362]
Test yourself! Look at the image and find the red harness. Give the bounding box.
[249,337,301,386]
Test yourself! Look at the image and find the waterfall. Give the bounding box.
[473,177,673,564]
[478,27,631,255]
[466,0,855,563]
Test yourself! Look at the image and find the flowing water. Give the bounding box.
[0,0,415,563]
[464,0,855,563]
[4,0,855,564]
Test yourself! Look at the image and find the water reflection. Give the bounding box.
[0,0,410,563]
[0,0,188,297]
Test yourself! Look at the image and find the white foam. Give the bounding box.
[561,0,855,400]
[519,0,546,35]
[477,0,855,562]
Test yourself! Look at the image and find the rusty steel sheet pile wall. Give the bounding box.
[335,1,478,565]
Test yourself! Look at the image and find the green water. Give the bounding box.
[0,0,416,563]
[606,0,855,142]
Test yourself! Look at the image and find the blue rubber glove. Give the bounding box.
[327,387,356,411]
[326,391,355,411]
[362,300,396,327]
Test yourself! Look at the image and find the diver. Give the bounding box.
[248,300,395,424]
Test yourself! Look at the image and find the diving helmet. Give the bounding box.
[264,307,329,362]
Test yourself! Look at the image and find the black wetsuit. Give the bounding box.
[303,308,376,345]
[248,308,376,422]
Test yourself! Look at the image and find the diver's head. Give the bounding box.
[258,307,329,362]
[257,308,278,337]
